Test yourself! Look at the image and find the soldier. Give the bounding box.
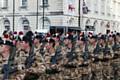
[25,35,46,80]
[88,35,98,57]
[111,33,120,80]
[0,37,4,79]
[0,40,17,80]
[14,35,32,80]
[112,33,120,57]
[104,35,114,59]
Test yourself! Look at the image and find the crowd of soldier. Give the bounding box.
[0,30,119,80]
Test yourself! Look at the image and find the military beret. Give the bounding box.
[116,33,120,36]
[25,31,33,37]
[34,35,42,40]
[112,34,116,38]
[81,37,86,41]
[4,40,13,46]
[2,30,8,35]
[49,38,55,43]
[22,36,31,42]
[100,35,106,40]
[19,31,24,35]
[3,34,9,39]
[13,31,17,35]
[90,35,97,39]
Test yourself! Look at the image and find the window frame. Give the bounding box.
[0,0,8,9]
[40,0,49,7]
[20,0,28,8]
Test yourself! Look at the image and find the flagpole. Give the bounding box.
[42,0,45,29]
[13,0,15,32]
[78,0,80,29]
[36,0,38,29]
[80,0,83,30]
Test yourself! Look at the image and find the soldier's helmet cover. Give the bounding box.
[100,35,106,40]
[49,38,55,43]
[4,40,13,47]
[91,35,98,40]
[22,36,31,42]
[34,35,43,42]
[116,32,120,36]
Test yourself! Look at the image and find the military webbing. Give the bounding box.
[25,44,35,68]
[3,46,17,80]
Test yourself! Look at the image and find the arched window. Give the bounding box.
[22,19,29,30]
[4,19,10,31]
[86,19,90,26]
[39,17,50,29]
[68,18,74,26]
[93,20,98,31]
[40,0,48,7]
[100,21,104,26]
[93,20,97,27]
[106,22,110,28]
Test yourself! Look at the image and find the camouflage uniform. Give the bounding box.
[0,55,3,79]
[13,50,28,80]
[31,44,46,79]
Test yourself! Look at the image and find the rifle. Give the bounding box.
[82,31,89,63]
[93,41,105,62]
[112,35,120,52]
[2,46,18,80]
[103,35,111,56]
[112,35,120,58]
[25,44,35,69]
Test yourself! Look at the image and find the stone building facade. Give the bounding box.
[0,0,120,35]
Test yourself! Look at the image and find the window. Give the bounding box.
[101,0,105,15]
[4,19,10,31]
[44,0,48,5]
[22,19,29,30]
[39,17,50,29]
[40,0,48,7]
[94,0,98,13]
[106,0,111,16]
[20,0,27,8]
[0,0,8,9]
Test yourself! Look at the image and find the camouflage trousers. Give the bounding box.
[111,58,120,80]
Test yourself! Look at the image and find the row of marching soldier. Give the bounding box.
[0,30,119,80]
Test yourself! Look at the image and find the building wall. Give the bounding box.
[83,0,120,34]
[0,0,120,35]
[0,0,79,35]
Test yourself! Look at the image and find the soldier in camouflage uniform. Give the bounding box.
[75,36,86,79]
[29,35,46,80]
[14,36,32,80]
[0,39,17,80]
[101,35,113,80]
[111,33,120,80]
[0,37,4,79]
